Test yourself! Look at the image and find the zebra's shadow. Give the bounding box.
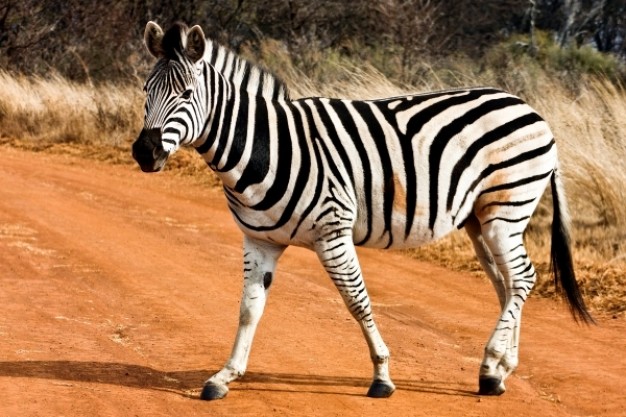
[0,360,476,398]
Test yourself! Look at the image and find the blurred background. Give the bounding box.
[1,0,624,85]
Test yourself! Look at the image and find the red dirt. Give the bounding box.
[0,147,624,417]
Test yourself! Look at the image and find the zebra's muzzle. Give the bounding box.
[132,128,169,173]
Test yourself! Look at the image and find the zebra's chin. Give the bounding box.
[137,156,168,173]
[133,149,169,173]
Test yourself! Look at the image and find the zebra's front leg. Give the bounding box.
[201,236,285,401]
[315,235,395,398]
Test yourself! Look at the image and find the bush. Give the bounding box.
[484,31,626,93]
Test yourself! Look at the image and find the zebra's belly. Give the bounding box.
[351,211,455,250]
[229,198,456,251]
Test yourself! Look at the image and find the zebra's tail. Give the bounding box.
[550,168,595,324]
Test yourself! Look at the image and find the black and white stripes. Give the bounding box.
[132,22,592,401]
[186,86,555,250]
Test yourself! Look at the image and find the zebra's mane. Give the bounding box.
[161,23,290,101]
[204,40,290,102]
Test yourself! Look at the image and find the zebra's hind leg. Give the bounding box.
[475,218,537,396]
[465,215,506,310]
[200,236,286,401]
[466,214,523,381]
[315,235,395,398]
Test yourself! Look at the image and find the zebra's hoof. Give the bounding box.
[200,382,229,401]
[366,379,396,398]
[478,376,506,396]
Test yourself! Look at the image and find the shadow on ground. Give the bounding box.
[0,360,477,398]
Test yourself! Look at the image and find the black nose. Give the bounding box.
[132,128,169,172]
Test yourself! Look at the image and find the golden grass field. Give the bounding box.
[0,46,624,316]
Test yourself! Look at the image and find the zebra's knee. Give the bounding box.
[239,302,264,325]
[239,289,265,325]
[372,352,390,365]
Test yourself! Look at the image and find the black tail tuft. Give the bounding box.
[550,171,595,324]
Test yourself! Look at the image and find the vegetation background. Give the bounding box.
[1,0,625,315]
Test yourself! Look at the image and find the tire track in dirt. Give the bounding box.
[0,147,624,416]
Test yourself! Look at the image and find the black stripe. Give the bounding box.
[208,45,218,66]
[197,64,215,143]
[455,139,556,218]
[289,106,320,238]
[175,107,196,138]
[251,103,293,210]
[427,95,525,231]
[272,83,282,101]
[481,198,537,211]
[211,93,238,167]
[239,64,251,91]
[515,262,534,276]
[196,73,226,154]
[228,125,317,233]
[316,141,352,206]
[509,253,529,263]
[376,88,470,113]
[405,89,501,139]
[479,170,553,196]
[331,101,374,245]
[219,95,249,172]
[171,66,186,89]
[234,97,271,193]
[447,112,544,211]
[322,184,352,212]
[373,100,416,239]
[223,186,242,208]
[313,100,354,187]
[482,215,531,225]
[352,101,395,246]
[255,72,264,97]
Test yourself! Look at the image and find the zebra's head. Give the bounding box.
[133,21,207,173]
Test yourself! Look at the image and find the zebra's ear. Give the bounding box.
[144,21,164,58]
[186,25,206,62]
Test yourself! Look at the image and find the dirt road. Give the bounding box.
[0,147,624,416]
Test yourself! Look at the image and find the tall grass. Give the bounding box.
[1,41,625,315]
[0,71,142,147]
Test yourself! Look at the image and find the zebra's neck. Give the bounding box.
[194,67,291,209]
[191,40,293,203]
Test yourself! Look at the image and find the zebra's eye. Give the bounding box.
[181,89,193,100]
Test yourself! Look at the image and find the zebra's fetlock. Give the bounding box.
[371,353,390,365]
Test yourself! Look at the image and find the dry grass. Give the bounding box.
[0,71,142,146]
[0,70,214,186]
[1,49,625,316]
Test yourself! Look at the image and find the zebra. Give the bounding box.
[132,21,593,401]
